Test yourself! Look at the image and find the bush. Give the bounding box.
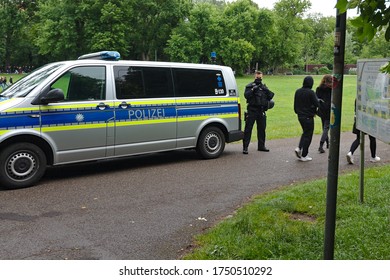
[318,66,332,74]
[292,69,308,75]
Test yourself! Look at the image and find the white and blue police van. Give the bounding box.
[0,51,243,189]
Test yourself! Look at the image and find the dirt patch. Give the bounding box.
[289,212,317,222]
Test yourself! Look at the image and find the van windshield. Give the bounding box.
[0,63,64,98]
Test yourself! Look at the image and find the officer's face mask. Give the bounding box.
[254,78,262,85]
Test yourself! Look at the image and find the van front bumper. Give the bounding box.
[227,130,244,143]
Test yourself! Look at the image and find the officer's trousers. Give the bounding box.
[243,109,266,150]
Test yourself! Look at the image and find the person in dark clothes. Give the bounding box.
[346,100,380,164]
[315,74,333,153]
[242,70,275,154]
[294,76,319,161]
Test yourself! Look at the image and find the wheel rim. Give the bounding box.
[204,132,221,154]
[6,152,37,181]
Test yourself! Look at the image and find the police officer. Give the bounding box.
[243,70,275,154]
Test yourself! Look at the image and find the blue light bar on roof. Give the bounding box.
[78,51,120,61]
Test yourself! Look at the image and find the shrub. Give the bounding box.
[292,69,307,75]
[318,66,332,74]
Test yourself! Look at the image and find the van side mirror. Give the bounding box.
[32,88,64,105]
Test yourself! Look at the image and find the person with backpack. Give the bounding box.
[315,74,333,153]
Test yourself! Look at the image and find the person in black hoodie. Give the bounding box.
[316,74,333,153]
[294,76,319,161]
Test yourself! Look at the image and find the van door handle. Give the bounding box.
[28,114,40,118]
[97,102,109,110]
[119,101,130,109]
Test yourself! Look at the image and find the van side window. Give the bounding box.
[173,69,226,97]
[114,66,174,99]
[51,66,106,101]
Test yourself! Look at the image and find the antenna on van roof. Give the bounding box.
[78,51,120,61]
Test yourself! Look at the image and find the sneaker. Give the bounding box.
[318,147,325,154]
[299,156,312,162]
[243,148,248,155]
[370,156,381,163]
[294,147,302,158]
[346,152,354,164]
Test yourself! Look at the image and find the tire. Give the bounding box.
[196,126,225,159]
[0,143,47,189]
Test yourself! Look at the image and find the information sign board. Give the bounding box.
[356,59,390,144]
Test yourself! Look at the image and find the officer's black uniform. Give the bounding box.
[242,78,275,154]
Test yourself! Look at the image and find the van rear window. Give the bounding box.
[172,68,226,97]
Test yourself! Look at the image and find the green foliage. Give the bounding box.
[166,0,271,72]
[220,38,255,75]
[317,33,335,65]
[318,66,332,74]
[336,0,390,42]
[0,0,29,65]
[305,15,336,63]
[337,0,390,73]
[34,0,89,60]
[84,0,131,56]
[125,0,192,61]
[166,3,222,63]
[184,165,390,260]
[0,0,388,73]
[268,0,311,70]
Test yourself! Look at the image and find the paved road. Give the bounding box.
[0,132,388,260]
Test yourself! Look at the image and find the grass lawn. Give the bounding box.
[236,74,357,140]
[0,73,24,93]
[184,165,390,260]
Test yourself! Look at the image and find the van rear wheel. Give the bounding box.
[0,143,47,189]
[196,127,225,159]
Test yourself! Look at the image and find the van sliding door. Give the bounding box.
[113,66,176,155]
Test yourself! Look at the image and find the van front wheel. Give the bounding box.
[0,143,47,189]
[196,127,225,159]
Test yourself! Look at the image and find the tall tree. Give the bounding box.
[126,0,192,61]
[303,15,335,65]
[268,0,312,70]
[82,0,132,57]
[0,0,29,67]
[166,0,272,74]
[34,0,88,60]
[221,0,273,72]
[317,32,335,66]
[165,2,221,63]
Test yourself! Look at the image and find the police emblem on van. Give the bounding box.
[76,114,84,122]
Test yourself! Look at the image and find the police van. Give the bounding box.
[0,51,243,189]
